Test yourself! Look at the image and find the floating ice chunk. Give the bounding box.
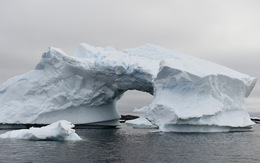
[133,106,150,113]
[251,117,260,121]
[0,120,81,141]
[250,117,260,124]
[126,116,158,129]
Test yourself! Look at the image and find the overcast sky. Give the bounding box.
[0,0,259,113]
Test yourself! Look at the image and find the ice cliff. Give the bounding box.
[0,43,257,132]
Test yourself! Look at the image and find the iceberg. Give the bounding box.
[0,43,257,132]
[0,120,82,141]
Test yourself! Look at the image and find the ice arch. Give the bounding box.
[0,43,257,131]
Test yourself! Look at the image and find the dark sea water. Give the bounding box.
[1,124,260,163]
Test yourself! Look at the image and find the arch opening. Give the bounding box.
[116,90,153,116]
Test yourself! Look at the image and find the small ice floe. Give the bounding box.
[0,120,81,141]
[251,117,260,124]
[126,116,158,129]
[133,106,149,113]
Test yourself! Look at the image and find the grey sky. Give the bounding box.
[0,0,259,113]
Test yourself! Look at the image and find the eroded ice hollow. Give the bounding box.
[0,43,257,132]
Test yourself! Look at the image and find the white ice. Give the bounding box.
[125,116,158,129]
[0,43,257,132]
[0,120,82,141]
[133,106,150,113]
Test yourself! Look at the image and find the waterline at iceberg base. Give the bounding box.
[0,43,257,132]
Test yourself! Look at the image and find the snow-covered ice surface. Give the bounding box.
[0,43,257,132]
[0,120,81,141]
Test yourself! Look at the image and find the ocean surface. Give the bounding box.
[1,123,260,163]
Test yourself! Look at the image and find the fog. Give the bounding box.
[0,0,259,112]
